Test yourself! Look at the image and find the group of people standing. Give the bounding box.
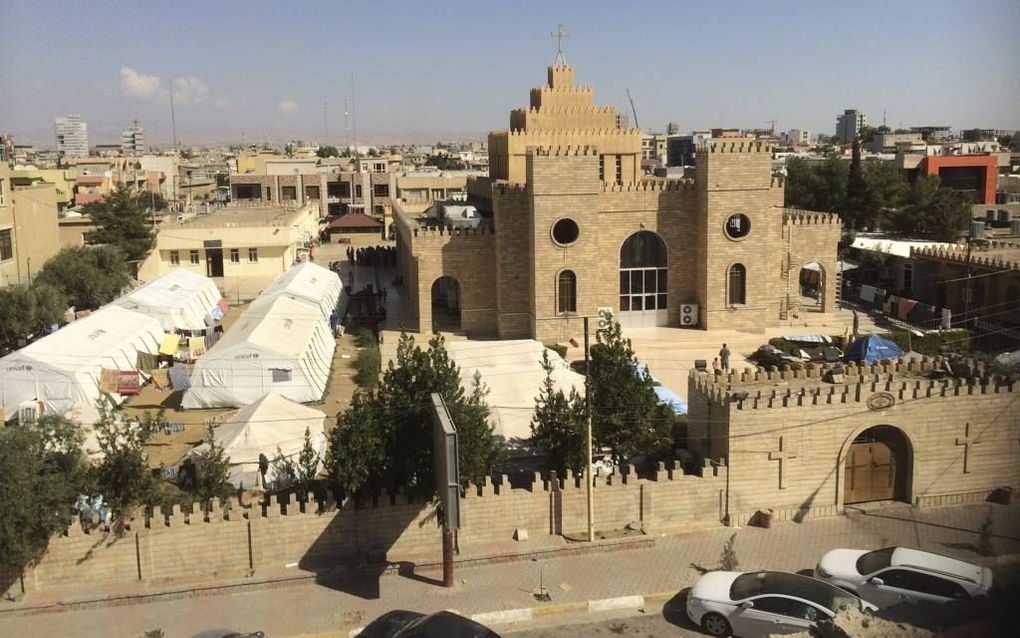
[347,245,396,268]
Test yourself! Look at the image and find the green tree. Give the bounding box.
[860,159,906,229]
[297,426,320,495]
[82,185,157,262]
[90,403,154,520]
[35,245,132,310]
[317,145,340,158]
[0,283,67,354]
[590,320,673,463]
[325,331,503,496]
[448,371,504,487]
[889,175,971,241]
[785,157,847,214]
[0,414,87,570]
[193,426,232,507]
[843,139,867,228]
[325,390,385,494]
[999,134,1013,150]
[530,349,587,476]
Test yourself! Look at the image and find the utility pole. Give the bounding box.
[626,89,640,131]
[964,235,973,326]
[169,91,179,152]
[583,316,595,543]
[323,101,329,142]
[350,72,357,157]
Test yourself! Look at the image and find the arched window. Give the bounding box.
[557,270,577,313]
[619,231,668,313]
[728,264,746,305]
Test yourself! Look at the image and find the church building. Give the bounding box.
[394,61,842,341]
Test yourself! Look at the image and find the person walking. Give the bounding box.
[711,357,721,375]
[719,343,731,371]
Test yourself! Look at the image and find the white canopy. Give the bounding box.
[189,393,327,489]
[0,306,163,422]
[445,340,585,441]
[182,295,335,408]
[259,261,342,321]
[113,269,223,332]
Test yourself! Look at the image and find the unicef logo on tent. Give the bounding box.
[234,352,259,360]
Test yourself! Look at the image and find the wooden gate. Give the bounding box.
[844,442,897,504]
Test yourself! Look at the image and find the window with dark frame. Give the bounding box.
[728,263,746,305]
[189,250,200,265]
[619,231,668,312]
[248,247,258,263]
[0,229,12,262]
[230,248,240,263]
[557,270,577,313]
[169,249,180,265]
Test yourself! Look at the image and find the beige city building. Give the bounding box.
[0,164,60,287]
[395,63,842,341]
[138,203,319,284]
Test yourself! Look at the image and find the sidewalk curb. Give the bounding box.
[345,591,682,637]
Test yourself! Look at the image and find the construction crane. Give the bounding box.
[626,89,640,130]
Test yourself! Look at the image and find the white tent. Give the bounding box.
[182,295,335,408]
[113,269,223,332]
[445,340,585,440]
[0,306,163,422]
[259,261,343,321]
[188,393,327,489]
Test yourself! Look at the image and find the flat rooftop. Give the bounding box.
[177,205,308,229]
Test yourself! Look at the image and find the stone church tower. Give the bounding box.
[397,62,841,341]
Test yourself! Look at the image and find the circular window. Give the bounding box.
[552,218,580,245]
[724,214,751,240]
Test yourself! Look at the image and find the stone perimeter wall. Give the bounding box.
[5,465,727,596]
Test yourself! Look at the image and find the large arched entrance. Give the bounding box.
[431,276,461,331]
[841,425,912,505]
[799,262,825,313]
[618,231,668,329]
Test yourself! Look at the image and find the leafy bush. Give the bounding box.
[353,343,381,387]
[545,343,568,359]
[887,329,970,356]
[354,328,376,349]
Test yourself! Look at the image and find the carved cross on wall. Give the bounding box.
[956,422,979,474]
[769,436,798,490]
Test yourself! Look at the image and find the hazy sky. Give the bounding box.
[2,0,1018,147]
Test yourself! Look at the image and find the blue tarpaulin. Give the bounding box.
[654,385,688,414]
[845,334,904,364]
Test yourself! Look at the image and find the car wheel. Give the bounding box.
[701,612,732,637]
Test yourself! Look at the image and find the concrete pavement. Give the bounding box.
[2,501,1017,638]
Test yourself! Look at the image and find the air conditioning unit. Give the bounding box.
[18,399,45,424]
[596,307,614,331]
[680,304,699,327]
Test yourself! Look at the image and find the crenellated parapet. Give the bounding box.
[601,178,696,193]
[411,224,495,240]
[531,144,599,157]
[700,140,774,154]
[688,357,1016,412]
[911,242,1020,272]
[782,208,842,226]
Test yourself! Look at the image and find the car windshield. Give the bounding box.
[730,572,861,614]
[856,548,895,575]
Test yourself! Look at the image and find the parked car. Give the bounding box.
[358,610,501,638]
[814,546,992,608]
[686,570,874,637]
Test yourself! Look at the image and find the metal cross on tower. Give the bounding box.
[551,24,569,65]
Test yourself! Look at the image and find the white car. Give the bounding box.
[686,570,874,637]
[814,546,993,609]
